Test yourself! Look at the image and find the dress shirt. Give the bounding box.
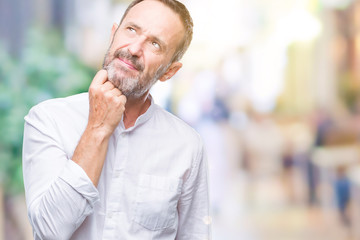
[22,93,210,240]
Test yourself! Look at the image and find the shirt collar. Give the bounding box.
[115,94,156,135]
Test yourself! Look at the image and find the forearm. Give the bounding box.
[27,160,99,240]
[72,126,111,187]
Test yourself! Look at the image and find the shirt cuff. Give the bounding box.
[59,160,100,207]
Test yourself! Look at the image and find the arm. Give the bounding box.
[176,141,211,240]
[72,69,126,186]
[23,70,126,239]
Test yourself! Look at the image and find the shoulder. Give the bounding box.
[152,105,203,147]
[32,92,88,111]
[25,93,89,127]
[26,93,88,116]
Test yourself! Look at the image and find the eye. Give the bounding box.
[127,27,136,33]
[152,41,160,49]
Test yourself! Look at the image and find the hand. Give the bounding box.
[87,69,127,137]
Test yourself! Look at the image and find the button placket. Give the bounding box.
[103,132,129,238]
[111,132,129,208]
[115,132,129,171]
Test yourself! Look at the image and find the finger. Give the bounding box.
[102,81,115,91]
[109,87,122,97]
[91,69,108,87]
[118,94,127,105]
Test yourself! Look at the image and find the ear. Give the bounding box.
[159,62,183,82]
[110,23,118,43]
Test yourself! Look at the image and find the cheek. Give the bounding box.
[144,55,167,72]
[107,42,124,57]
[112,33,133,50]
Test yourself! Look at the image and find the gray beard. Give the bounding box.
[104,54,170,99]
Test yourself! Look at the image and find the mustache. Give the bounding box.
[114,49,144,71]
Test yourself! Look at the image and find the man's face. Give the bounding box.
[103,0,185,99]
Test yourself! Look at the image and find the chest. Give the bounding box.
[94,132,193,232]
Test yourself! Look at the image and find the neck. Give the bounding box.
[123,92,151,129]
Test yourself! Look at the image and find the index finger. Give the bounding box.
[90,69,108,87]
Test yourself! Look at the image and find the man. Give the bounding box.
[22,0,210,239]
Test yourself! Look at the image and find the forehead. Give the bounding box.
[122,0,184,47]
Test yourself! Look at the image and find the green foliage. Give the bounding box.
[0,27,96,194]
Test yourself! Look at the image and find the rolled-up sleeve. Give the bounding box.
[23,105,99,240]
[176,140,211,240]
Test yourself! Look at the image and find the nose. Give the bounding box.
[127,37,145,57]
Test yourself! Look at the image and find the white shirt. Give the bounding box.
[22,93,210,240]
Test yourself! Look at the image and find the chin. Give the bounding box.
[107,68,126,89]
[107,75,121,89]
[108,74,142,98]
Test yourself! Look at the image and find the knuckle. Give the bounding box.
[100,86,109,95]
[104,91,113,100]
[120,95,127,104]
[114,96,125,107]
[99,85,105,92]
[89,85,99,95]
[113,97,120,105]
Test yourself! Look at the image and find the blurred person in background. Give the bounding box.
[334,166,351,226]
[22,0,210,239]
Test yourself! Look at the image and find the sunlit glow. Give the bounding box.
[175,0,324,113]
[275,9,322,43]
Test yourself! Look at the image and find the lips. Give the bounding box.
[113,49,144,72]
[118,57,138,71]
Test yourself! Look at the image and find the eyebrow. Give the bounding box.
[127,22,167,51]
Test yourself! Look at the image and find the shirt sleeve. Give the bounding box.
[176,139,211,240]
[22,104,99,240]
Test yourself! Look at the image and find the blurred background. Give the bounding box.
[1,0,360,239]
